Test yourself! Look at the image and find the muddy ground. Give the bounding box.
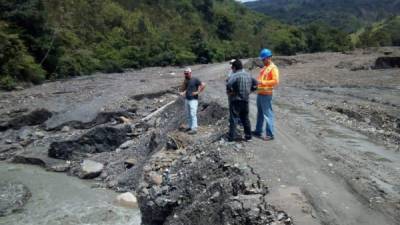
[0,47,399,225]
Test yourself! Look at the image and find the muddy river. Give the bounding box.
[0,163,141,225]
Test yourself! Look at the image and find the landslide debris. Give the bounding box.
[1,88,292,225]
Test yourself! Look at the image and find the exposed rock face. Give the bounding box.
[48,125,132,160]
[78,160,104,179]
[0,182,31,217]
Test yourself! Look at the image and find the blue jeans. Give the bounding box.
[255,95,274,138]
[185,99,198,130]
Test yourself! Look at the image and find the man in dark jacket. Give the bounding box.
[226,59,258,141]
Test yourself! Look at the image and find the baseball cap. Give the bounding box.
[184,67,192,74]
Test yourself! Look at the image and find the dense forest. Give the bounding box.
[0,0,354,89]
[245,0,400,32]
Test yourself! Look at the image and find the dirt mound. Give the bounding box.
[48,125,132,160]
[374,57,400,69]
[48,110,136,131]
[131,89,176,101]
[198,102,228,126]
[0,109,52,131]
[327,105,400,145]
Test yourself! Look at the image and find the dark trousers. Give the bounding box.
[228,100,252,140]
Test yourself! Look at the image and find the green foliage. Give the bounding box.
[303,23,353,53]
[357,16,400,47]
[0,75,17,90]
[0,0,359,88]
[0,21,45,89]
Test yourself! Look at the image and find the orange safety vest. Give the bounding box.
[257,62,279,95]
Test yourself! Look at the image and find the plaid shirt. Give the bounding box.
[226,71,258,102]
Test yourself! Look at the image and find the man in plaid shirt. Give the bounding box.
[226,59,258,142]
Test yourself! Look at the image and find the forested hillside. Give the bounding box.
[245,0,400,32]
[0,0,278,88]
[0,0,354,89]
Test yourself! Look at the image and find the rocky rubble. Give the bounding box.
[137,141,291,225]
[0,79,292,224]
[326,104,400,149]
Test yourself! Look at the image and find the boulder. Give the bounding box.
[79,160,104,179]
[115,192,138,208]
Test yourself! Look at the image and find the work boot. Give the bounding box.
[245,137,252,142]
[226,134,241,142]
[251,131,262,138]
[188,130,197,135]
[263,136,274,141]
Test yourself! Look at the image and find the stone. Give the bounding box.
[35,131,45,138]
[0,182,31,216]
[148,171,163,186]
[120,140,135,149]
[49,163,70,172]
[119,116,132,124]
[18,127,32,141]
[124,158,137,169]
[79,160,104,179]
[5,139,13,144]
[61,126,71,132]
[115,192,138,208]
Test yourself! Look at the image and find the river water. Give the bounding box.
[0,163,141,225]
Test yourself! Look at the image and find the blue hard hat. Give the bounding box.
[260,49,272,60]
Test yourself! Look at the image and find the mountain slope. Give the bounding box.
[245,0,400,32]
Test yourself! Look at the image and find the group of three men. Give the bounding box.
[180,48,279,142]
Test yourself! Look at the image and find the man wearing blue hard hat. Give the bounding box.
[253,48,280,140]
